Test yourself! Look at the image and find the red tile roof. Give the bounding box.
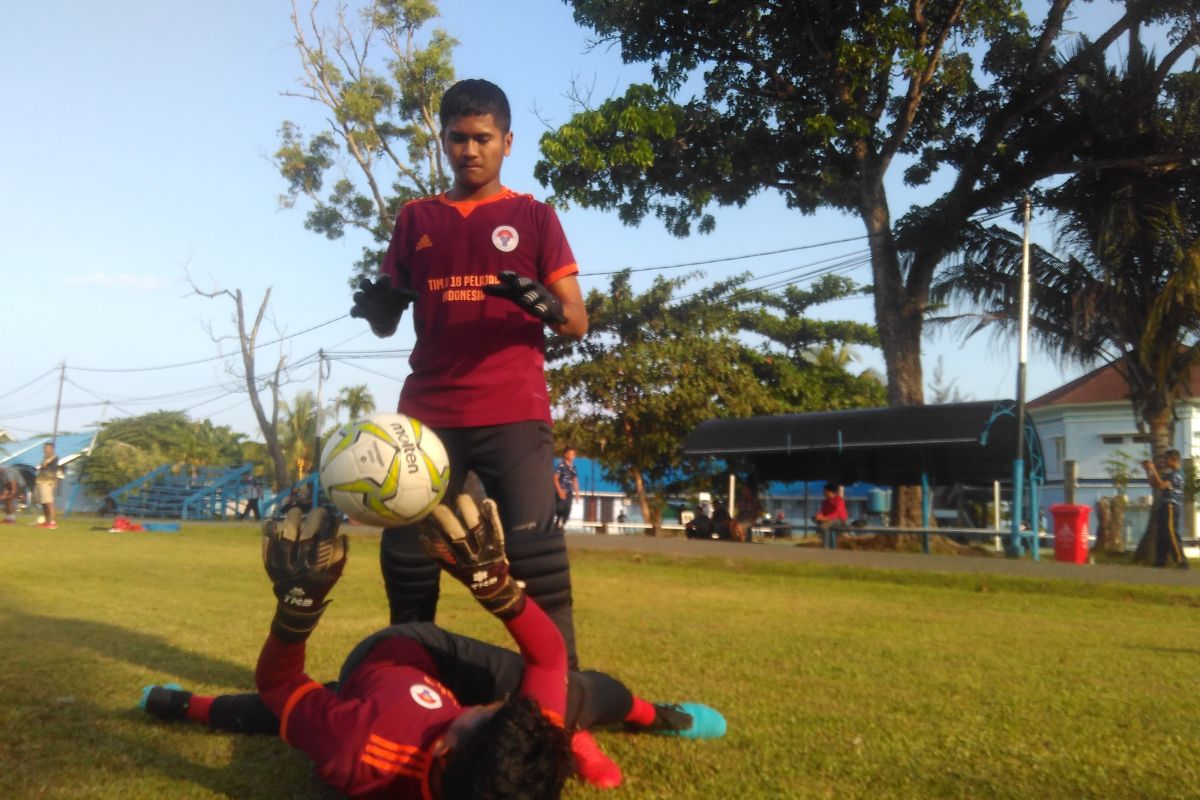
[1030,360,1200,408]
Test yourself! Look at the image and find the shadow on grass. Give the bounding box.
[0,606,255,687]
[0,606,340,798]
[1123,644,1200,657]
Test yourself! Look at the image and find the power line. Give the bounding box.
[69,314,350,374]
[0,367,59,401]
[580,205,1022,280]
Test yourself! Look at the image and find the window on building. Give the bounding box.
[1131,434,1151,445]
[1053,437,1066,474]
[1101,435,1124,445]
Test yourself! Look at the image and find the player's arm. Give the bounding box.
[546,273,587,338]
[419,496,567,719]
[1142,460,1167,489]
[257,507,347,703]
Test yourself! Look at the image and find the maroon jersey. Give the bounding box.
[382,188,578,427]
[257,602,567,799]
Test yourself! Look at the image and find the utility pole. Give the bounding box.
[1010,195,1033,558]
[314,349,327,473]
[51,361,66,446]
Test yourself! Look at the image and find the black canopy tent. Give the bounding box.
[682,400,1044,489]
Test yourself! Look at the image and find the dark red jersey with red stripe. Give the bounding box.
[256,602,567,799]
[381,188,578,428]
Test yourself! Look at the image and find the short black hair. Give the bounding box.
[440,79,512,133]
[824,482,840,494]
[1166,449,1181,460]
[439,696,571,800]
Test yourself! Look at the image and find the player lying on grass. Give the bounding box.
[140,499,724,798]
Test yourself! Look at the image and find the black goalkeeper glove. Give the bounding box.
[350,275,420,337]
[419,496,526,620]
[262,506,349,643]
[482,271,567,326]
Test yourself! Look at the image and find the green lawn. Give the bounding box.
[2,517,1199,799]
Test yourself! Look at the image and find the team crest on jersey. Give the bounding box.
[410,683,444,710]
[492,225,519,252]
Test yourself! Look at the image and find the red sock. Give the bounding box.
[186,695,214,725]
[624,696,657,728]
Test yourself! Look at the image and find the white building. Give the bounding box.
[1030,362,1199,546]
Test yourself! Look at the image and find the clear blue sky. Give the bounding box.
[2,0,1110,441]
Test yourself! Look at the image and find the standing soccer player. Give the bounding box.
[351,80,627,785]
[553,447,580,530]
[35,443,58,529]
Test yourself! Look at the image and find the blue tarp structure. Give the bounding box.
[0,431,100,512]
[0,431,97,477]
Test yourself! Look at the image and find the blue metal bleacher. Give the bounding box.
[108,463,254,519]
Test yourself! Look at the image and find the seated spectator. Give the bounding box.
[711,502,734,541]
[812,482,848,548]
[685,510,714,540]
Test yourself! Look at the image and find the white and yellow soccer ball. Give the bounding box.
[320,413,450,528]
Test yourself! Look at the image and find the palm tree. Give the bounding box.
[932,43,1200,460]
[335,384,377,425]
[279,391,319,481]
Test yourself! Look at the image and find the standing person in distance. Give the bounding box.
[553,447,580,531]
[239,476,262,521]
[35,442,59,529]
[350,79,625,786]
[1143,449,1189,569]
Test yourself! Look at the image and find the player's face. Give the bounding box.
[443,114,512,200]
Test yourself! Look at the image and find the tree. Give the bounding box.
[82,411,247,495]
[335,383,377,423]
[279,391,320,481]
[537,1,1199,411]
[189,279,292,490]
[548,270,884,531]
[927,356,969,405]
[275,0,456,280]
[932,56,1200,460]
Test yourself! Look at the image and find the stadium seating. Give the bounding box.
[107,463,254,519]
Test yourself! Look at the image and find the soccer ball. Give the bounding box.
[320,413,450,528]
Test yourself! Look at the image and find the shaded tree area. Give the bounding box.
[275,0,456,281]
[537,0,1199,410]
[548,271,884,530]
[81,412,250,495]
[932,55,1200,461]
[537,1,1197,526]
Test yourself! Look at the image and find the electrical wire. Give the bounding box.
[69,314,350,374]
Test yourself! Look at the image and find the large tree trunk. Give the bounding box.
[860,178,927,531]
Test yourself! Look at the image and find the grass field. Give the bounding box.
[2,517,1199,799]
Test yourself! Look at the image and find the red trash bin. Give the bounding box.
[1050,504,1091,564]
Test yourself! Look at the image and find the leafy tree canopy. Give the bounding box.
[276,0,456,280]
[82,411,248,495]
[538,0,1199,411]
[549,270,884,526]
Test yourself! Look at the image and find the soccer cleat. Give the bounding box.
[640,703,727,739]
[139,683,192,721]
[571,730,622,789]
[37,522,57,530]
